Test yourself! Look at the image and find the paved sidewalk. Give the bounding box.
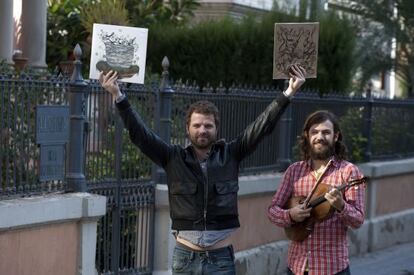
[350,242,414,275]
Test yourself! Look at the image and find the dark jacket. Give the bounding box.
[116,94,290,230]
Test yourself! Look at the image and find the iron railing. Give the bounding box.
[86,80,156,274]
[2,70,414,195]
[0,72,68,199]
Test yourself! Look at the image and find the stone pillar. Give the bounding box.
[152,56,176,274]
[153,184,175,275]
[20,0,47,67]
[0,0,14,63]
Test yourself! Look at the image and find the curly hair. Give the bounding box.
[185,100,220,128]
[298,110,347,160]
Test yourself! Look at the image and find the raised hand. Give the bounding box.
[99,70,122,99]
[285,64,306,97]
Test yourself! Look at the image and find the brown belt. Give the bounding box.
[176,236,232,251]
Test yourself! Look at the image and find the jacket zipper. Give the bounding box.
[190,147,209,229]
[204,161,208,231]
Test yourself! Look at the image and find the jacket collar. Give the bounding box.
[184,138,226,150]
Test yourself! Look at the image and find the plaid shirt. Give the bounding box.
[268,158,365,275]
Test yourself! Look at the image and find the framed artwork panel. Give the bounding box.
[273,22,319,79]
[89,23,148,84]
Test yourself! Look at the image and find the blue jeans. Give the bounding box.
[172,245,236,275]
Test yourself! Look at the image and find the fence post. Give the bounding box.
[363,82,373,161]
[110,116,123,274]
[155,56,174,185]
[159,56,174,142]
[276,80,293,171]
[152,57,176,274]
[66,44,89,192]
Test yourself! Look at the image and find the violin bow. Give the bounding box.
[303,159,334,208]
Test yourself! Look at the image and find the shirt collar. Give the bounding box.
[305,156,340,170]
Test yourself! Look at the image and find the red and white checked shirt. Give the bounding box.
[267,158,365,275]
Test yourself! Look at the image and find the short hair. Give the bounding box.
[185,100,220,128]
[299,110,347,160]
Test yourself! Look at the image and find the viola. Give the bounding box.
[284,177,367,242]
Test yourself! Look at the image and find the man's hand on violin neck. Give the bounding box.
[289,205,312,222]
[324,188,345,212]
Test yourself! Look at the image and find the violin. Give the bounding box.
[284,176,367,242]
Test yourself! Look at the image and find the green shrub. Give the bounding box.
[147,11,357,94]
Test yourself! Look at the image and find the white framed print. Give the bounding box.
[89,23,148,84]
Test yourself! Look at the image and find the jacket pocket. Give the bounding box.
[212,181,239,215]
[170,181,197,195]
[170,181,198,220]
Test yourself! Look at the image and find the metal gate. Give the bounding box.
[86,84,157,274]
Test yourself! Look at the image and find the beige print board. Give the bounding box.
[273,22,319,79]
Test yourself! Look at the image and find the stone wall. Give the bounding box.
[151,158,414,274]
[234,158,414,275]
[0,193,106,275]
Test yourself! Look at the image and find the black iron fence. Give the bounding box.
[3,68,414,197]
[1,57,414,274]
[86,81,156,274]
[167,83,414,170]
[0,71,68,198]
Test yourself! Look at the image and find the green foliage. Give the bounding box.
[298,0,322,21]
[307,12,356,93]
[86,124,152,180]
[47,0,87,71]
[75,0,131,75]
[79,0,131,35]
[148,18,244,88]
[350,0,414,97]
[46,0,199,75]
[339,108,368,163]
[148,10,357,93]
[125,0,199,27]
[46,1,356,94]
[85,98,154,181]
[147,12,293,88]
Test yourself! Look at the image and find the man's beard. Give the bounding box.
[189,133,216,150]
[309,140,335,160]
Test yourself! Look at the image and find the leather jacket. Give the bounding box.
[116,94,290,230]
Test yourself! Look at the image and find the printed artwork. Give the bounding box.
[273,22,319,79]
[89,23,148,84]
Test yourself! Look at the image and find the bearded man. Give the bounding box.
[99,65,306,274]
[268,110,366,275]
